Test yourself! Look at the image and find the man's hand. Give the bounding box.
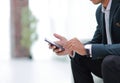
[64,38,87,56]
[49,34,87,57]
[49,33,73,56]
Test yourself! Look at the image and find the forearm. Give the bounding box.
[92,44,120,59]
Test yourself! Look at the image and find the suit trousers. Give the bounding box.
[71,54,120,83]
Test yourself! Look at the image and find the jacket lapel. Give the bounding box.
[101,12,105,27]
[109,0,119,37]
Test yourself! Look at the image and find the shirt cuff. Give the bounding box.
[84,44,92,57]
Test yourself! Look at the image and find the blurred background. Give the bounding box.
[0,0,103,83]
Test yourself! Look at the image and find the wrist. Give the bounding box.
[84,44,92,57]
[79,48,88,56]
[85,49,90,57]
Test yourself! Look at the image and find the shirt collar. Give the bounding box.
[102,0,112,13]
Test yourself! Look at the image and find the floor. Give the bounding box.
[0,58,103,83]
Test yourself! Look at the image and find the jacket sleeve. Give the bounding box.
[92,44,120,59]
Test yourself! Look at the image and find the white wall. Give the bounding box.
[29,0,98,60]
[0,0,10,60]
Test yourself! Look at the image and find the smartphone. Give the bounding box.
[44,38,65,51]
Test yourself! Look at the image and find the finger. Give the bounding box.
[53,48,62,53]
[49,44,56,49]
[56,51,65,55]
[53,33,66,41]
[64,41,73,49]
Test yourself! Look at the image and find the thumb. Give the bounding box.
[53,33,66,41]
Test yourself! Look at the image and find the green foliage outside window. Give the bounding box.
[21,7,38,51]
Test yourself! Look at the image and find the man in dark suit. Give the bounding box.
[49,0,120,83]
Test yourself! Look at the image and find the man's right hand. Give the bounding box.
[49,33,73,56]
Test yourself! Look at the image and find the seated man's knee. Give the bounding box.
[102,55,117,69]
[102,55,120,71]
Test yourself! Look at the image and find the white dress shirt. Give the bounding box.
[102,0,112,44]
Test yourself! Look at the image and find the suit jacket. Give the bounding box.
[86,0,120,59]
